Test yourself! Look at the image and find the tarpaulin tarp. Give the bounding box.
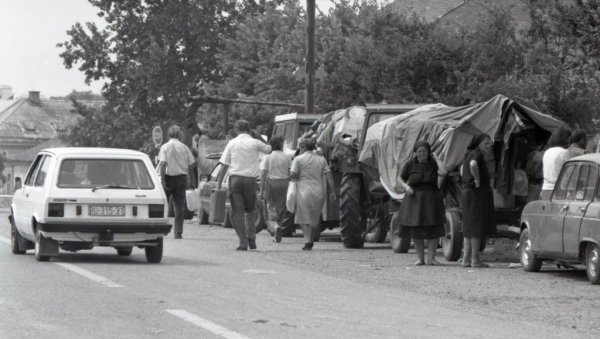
[359,94,568,200]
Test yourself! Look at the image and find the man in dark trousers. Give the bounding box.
[217,120,271,250]
[158,125,195,239]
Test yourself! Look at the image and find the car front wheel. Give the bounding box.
[145,237,163,263]
[586,243,600,284]
[520,228,542,272]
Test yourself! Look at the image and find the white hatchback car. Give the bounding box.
[9,148,172,263]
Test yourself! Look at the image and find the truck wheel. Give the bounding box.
[145,237,163,263]
[520,228,542,272]
[10,215,26,255]
[34,228,51,262]
[340,173,365,249]
[198,208,209,225]
[255,200,266,234]
[364,208,389,243]
[442,209,463,261]
[389,212,410,253]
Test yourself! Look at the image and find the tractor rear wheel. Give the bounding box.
[340,173,366,249]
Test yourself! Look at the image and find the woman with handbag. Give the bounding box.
[259,136,293,243]
[290,138,335,250]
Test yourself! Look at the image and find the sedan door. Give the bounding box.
[562,163,597,258]
[539,163,578,254]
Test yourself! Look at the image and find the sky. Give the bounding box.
[0,0,334,98]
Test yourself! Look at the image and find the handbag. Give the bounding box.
[185,188,201,211]
[286,181,297,213]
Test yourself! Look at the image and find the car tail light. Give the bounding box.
[48,203,64,217]
[149,204,164,218]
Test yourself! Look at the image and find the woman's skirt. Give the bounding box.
[461,185,496,237]
[397,189,445,240]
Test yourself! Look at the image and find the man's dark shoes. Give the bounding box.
[248,240,257,250]
[275,227,283,243]
[302,242,313,251]
[236,245,248,251]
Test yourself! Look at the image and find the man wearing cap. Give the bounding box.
[217,120,271,250]
[158,124,195,239]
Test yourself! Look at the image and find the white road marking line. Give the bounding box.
[0,235,10,244]
[167,309,252,339]
[54,263,123,288]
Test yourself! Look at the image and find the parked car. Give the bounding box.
[197,162,265,232]
[9,148,172,263]
[519,154,600,284]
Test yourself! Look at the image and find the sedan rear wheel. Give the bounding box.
[520,228,542,272]
[145,237,163,263]
[586,243,600,284]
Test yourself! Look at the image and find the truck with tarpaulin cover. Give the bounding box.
[358,94,569,260]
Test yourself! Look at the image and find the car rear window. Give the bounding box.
[57,159,155,189]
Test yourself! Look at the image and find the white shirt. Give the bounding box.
[158,138,195,176]
[260,150,292,179]
[220,134,272,178]
[542,146,568,190]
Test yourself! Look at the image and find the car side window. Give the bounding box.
[553,164,577,200]
[34,156,51,187]
[574,165,590,201]
[24,154,44,186]
[564,164,580,201]
[584,165,598,201]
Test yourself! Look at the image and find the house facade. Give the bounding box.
[0,91,104,194]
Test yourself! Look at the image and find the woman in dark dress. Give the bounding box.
[396,141,445,266]
[461,134,496,268]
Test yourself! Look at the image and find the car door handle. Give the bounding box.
[561,205,568,212]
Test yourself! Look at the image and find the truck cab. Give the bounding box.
[272,113,322,157]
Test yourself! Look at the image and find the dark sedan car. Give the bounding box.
[519,154,600,284]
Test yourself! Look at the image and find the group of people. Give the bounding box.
[158,120,589,265]
[396,135,496,268]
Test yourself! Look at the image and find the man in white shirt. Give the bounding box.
[541,127,571,200]
[158,125,196,239]
[217,120,271,250]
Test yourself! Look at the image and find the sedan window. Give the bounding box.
[24,154,44,186]
[57,159,154,189]
[34,156,51,187]
[553,164,577,200]
[576,164,598,201]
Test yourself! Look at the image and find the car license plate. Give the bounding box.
[89,205,125,216]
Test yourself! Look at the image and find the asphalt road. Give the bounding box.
[0,211,598,338]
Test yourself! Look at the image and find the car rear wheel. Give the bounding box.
[586,243,600,284]
[145,237,163,263]
[116,247,133,256]
[520,228,542,272]
[10,216,26,255]
[34,228,51,262]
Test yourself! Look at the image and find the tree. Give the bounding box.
[50,90,104,101]
[58,0,241,148]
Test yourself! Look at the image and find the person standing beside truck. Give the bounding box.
[460,134,496,268]
[565,128,587,160]
[541,127,571,200]
[217,120,271,251]
[158,125,196,239]
[395,141,445,266]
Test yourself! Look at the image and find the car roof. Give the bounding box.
[40,147,147,158]
[567,153,600,164]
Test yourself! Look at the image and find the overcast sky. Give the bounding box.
[0,0,334,98]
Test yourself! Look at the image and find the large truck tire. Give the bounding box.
[389,212,411,253]
[340,173,366,249]
[442,208,463,261]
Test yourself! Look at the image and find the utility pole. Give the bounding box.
[305,0,315,114]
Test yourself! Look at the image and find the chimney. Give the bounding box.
[28,91,40,105]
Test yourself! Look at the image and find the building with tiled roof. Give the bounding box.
[0,91,104,193]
